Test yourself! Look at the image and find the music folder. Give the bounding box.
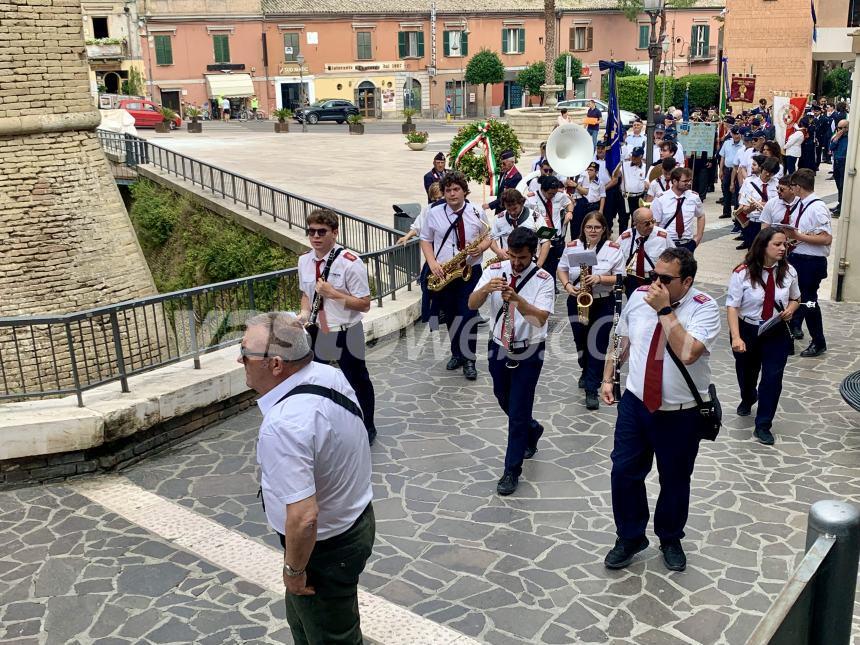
[757,314,782,336]
[535,226,557,240]
[564,248,598,267]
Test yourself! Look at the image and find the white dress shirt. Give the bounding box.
[490,208,538,250]
[298,246,370,327]
[526,190,572,236]
[558,239,625,297]
[647,175,670,201]
[726,263,800,323]
[575,173,606,203]
[476,260,555,346]
[760,197,800,227]
[784,130,804,158]
[593,158,612,186]
[617,226,674,276]
[256,362,373,540]
[650,189,706,241]
[420,200,488,266]
[738,175,779,222]
[791,193,832,257]
[620,161,648,195]
[617,287,721,406]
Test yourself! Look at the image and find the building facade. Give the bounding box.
[82,0,146,98]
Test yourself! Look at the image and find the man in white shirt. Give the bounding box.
[649,167,706,253]
[469,228,554,496]
[298,209,376,444]
[718,127,744,219]
[601,247,721,573]
[530,141,547,172]
[614,146,649,233]
[760,176,800,229]
[734,131,757,186]
[645,158,677,203]
[525,175,572,279]
[617,207,673,297]
[623,120,647,159]
[243,312,374,645]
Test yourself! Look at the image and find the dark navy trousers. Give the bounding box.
[610,391,702,542]
[733,319,791,432]
[434,265,482,360]
[788,253,827,347]
[487,341,545,477]
[567,294,614,394]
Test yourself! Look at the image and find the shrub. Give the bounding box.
[449,119,522,185]
[402,107,418,121]
[616,75,675,116]
[405,131,429,144]
[273,108,293,122]
[672,74,720,110]
[129,180,177,250]
[347,113,363,125]
[159,107,176,123]
[824,67,852,98]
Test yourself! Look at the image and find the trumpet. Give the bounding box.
[427,223,490,292]
[577,262,593,324]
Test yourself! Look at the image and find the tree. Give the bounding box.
[554,52,583,86]
[465,49,505,115]
[544,0,556,89]
[614,0,696,73]
[823,67,852,99]
[601,62,641,98]
[126,66,144,97]
[517,62,547,101]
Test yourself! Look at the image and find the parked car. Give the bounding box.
[294,99,359,125]
[556,98,638,128]
[118,99,182,129]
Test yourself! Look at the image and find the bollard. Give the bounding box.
[806,500,860,645]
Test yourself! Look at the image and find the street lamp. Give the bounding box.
[644,0,665,168]
[296,53,307,132]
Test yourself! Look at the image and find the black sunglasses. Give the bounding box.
[648,270,682,285]
[306,227,331,237]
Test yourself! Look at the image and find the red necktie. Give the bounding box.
[781,203,792,225]
[544,197,553,229]
[636,237,646,278]
[761,267,776,320]
[761,184,768,202]
[314,259,329,333]
[674,197,686,238]
[642,321,666,413]
[454,206,467,251]
[500,274,518,348]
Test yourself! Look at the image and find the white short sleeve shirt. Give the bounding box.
[726,263,800,322]
[791,193,832,257]
[650,190,705,241]
[420,201,488,266]
[490,208,538,249]
[558,239,625,297]
[298,246,371,327]
[760,197,800,227]
[475,260,555,345]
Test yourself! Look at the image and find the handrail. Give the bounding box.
[0,132,421,405]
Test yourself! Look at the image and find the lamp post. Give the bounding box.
[644,0,664,168]
[296,53,307,132]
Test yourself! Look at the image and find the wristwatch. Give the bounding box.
[283,563,306,577]
[657,305,673,317]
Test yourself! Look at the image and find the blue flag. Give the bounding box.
[811,0,817,42]
[683,84,690,123]
[599,60,625,175]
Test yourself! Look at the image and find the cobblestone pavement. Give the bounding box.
[5,281,857,644]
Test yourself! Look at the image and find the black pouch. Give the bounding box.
[666,348,722,441]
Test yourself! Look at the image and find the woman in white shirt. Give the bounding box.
[568,161,606,240]
[783,129,804,175]
[726,228,800,445]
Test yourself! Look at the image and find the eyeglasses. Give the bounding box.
[306,227,331,237]
[541,168,554,173]
[648,271,682,285]
[239,346,270,364]
[583,225,604,232]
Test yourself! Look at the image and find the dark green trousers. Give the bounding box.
[280,503,375,645]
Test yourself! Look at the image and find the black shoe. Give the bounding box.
[524,423,544,459]
[446,356,464,370]
[604,536,649,569]
[716,197,724,205]
[800,343,826,358]
[735,243,749,250]
[496,471,518,496]
[578,375,586,389]
[585,392,599,410]
[790,327,804,340]
[463,360,478,380]
[731,225,741,233]
[367,427,378,446]
[719,213,732,219]
[736,402,753,417]
[660,540,687,572]
[733,235,744,241]
[754,426,775,445]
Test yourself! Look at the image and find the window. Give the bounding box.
[154,35,173,65]
[92,17,109,39]
[638,24,650,49]
[213,34,230,63]
[443,30,469,57]
[502,28,525,54]
[691,24,710,58]
[397,30,425,58]
[356,31,372,60]
[569,25,593,52]
[283,32,300,62]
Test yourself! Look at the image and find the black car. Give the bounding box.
[294,99,359,125]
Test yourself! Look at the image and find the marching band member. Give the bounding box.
[601,247,721,572]
[759,175,800,230]
[527,160,564,195]
[468,228,554,496]
[614,146,650,233]
[785,169,832,358]
[423,152,447,201]
[489,188,542,262]
[726,228,800,446]
[645,158,677,203]
[650,167,705,253]
[530,141,547,172]
[298,208,377,444]
[396,182,441,246]
[525,175,572,280]
[735,156,779,250]
[484,150,522,214]
[617,207,673,298]
[569,161,606,242]
[558,212,624,410]
[421,172,492,380]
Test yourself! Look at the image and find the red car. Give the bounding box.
[118,99,182,129]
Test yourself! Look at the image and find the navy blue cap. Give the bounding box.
[500,150,515,160]
[730,126,741,135]
[433,152,445,161]
[631,146,644,157]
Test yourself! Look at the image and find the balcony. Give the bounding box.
[86,39,127,60]
[688,44,717,61]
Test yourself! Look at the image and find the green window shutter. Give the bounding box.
[690,25,696,56]
[214,35,230,63]
[569,27,576,51]
[638,25,648,49]
[398,31,407,58]
[518,29,525,54]
[443,30,450,56]
[461,31,468,56]
[155,35,172,65]
[417,31,425,57]
[703,25,710,49]
[501,29,507,54]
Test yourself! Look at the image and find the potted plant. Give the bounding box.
[405,130,429,151]
[155,107,176,133]
[186,106,202,133]
[347,113,364,135]
[402,107,417,134]
[273,108,292,133]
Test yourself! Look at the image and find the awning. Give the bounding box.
[205,73,255,98]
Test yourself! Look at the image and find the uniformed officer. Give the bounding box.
[423,152,447,201]
[601,247,721,572]
[649,167,705,253]
[784,169,833,357]
[484,150,522,213]
[617,207,673,298]
[733,130,757,187]
[469,228,554,496]
[528,160,564,195]
[594,142,622,233]
[614,146,649,233]
[645,158,677,203]
[298,209,377,444]
[718,127,744,219]
[489,188,542,264]
[726,228,800,445]
[759,176,800,230]
[421,172,492,380]
[558,212,624,410]
[736,156,779,250]
[525,175,573,280]
[568,161,606,240]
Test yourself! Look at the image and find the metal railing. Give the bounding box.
[688,44,717,61]
[0,132,421,405]
[748,500,860,645]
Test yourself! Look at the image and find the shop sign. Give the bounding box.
[324,61,405,73]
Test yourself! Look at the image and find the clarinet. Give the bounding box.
[611,274,624,400]
[306,246,339,329]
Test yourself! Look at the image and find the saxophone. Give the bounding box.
[577,262,593,324]
[427,223,490,292]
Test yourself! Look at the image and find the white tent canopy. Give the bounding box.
[205,73,255,98]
